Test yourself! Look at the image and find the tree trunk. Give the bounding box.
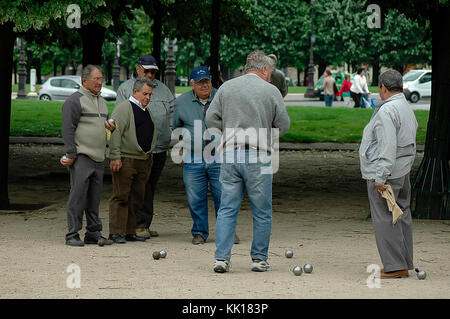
[80,22,106,67]
[411,6,450,220]
[372,58,380,87]
[210,0,221,89]
[318,62,327,79]
[151,0,162,80]
[36,58,42,84]
[0,23,16,209]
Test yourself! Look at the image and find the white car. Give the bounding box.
[38,75,117,101]
[403,69,431,103]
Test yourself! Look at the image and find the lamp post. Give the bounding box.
[17,38,27,99]
[164,39,176,96]
[304,0,316,98]
[113,39,122,92]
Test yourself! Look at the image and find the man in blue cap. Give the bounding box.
[115,55,175,240]
[173,66,239,245]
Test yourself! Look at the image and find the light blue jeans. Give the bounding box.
[183,160,221,240]
[214,150,273,262]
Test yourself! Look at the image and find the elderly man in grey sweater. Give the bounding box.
[359,69,418,279]
[206,50,290,273]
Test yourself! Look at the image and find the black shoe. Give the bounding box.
[125,234,146,242]
[108,234,126,244]
[66,234,85,247]
[84,235,113,245]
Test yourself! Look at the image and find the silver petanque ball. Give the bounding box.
[285,250,294,258]
[108,119,115,125]
[417,270,427,280]
[303,264,313,273]
[293,266,303,276]
[159,250,167,258]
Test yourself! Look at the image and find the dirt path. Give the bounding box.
[1,144,449,299]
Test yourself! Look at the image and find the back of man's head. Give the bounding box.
[379,69,403,92]
[244,50,272,74]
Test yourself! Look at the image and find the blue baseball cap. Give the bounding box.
[190,66,211,82]
[138,55,159,70]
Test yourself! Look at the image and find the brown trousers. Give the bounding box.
[109,156,152,235]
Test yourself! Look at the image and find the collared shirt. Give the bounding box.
[129,95,148,111]
[173,88,217,158]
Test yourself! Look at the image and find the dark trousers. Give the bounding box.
[350,91,361,108]
[65,154,104,240]
[136,151,167,229]
[109,157,152,235]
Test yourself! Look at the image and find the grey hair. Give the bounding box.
[82,64,102,80]
[268,54,277,67]
[244,50,273,73]
[379,69,403,92]
[133,77,153,92]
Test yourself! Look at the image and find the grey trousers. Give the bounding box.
[65,154,104,240]
[367,174,414,272]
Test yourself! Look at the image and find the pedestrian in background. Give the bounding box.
[350,68,369,108]
[338,74,353,106]
[322,69,336,107]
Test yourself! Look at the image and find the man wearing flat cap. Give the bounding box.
[115,55,175,240]
[173,66,240,245]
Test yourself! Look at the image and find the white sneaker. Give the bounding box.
[251,259,272,272]
[213,260,230,273]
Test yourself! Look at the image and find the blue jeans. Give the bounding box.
[214,150,273,262]
[183,160,221,240]
[360,93,369,108]
[324,94,334,107]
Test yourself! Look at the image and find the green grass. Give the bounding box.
[282,106,428,143]
[10,99,428,143]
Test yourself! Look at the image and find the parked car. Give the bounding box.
[38,75,117,101]
[402,69,432,103]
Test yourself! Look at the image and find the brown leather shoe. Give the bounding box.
[380,269,409,279]
[234,233,240,244]
[192,234,205,245]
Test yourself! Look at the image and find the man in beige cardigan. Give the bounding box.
[108,77,157,244]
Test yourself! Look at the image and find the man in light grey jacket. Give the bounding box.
[206,50,290,273]
[359,69,418,279]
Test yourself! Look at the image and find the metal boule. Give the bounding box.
[160,250,167,258]
[285,250,294,258]
[293,266,303,276]
[303,264,313,273]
